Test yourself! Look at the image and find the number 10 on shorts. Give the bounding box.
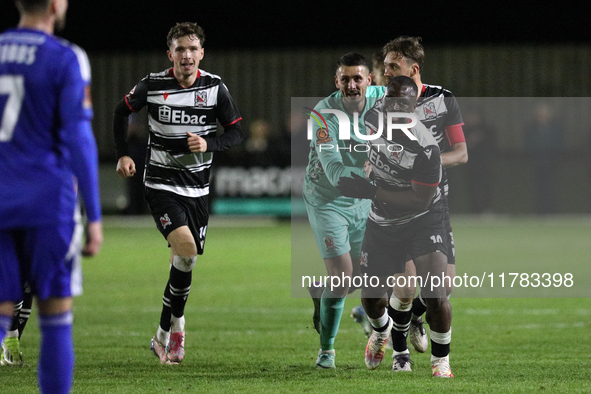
[430,235,443,243]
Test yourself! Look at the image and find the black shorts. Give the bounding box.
[403,199,455,265]
[361,209,449,277]
[145,188,209,255]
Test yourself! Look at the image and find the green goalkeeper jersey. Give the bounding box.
[303,85,386,207]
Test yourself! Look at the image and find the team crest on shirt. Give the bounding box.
[423,102,437,119]
[160,213,172,229]
[195,90,208,107]
[324,236,336,251]
[360,252,368,267]
[390,144,405,163]
[316,128,332,144]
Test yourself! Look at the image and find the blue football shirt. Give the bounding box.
[0,28,101,228]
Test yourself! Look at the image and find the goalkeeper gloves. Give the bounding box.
[337,172,378,200]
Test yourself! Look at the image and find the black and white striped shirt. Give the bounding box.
[122,68,242,197]
[364,102,443,226]
[417,84,464,197]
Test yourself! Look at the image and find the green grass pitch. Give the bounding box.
[1,216,590,393]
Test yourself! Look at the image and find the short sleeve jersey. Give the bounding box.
[303,85,386,207]
[416,84,464,197]
[0,28,93,228]
[124,68,242,198]
[364,99,443,225]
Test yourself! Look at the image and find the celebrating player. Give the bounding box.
[303,53,385,369]
[0,0,103,391]
[381,36,466,360]
[113,22,242,365]
[338,76,453,377]
[352,36,467,360]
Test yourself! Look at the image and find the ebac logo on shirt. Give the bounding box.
[158,105,207,125]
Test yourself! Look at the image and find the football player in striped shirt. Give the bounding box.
[339,76,453,377]
[113,22,242,365]
[381,36,466,374]
[0,0,103,391]
[351,39,467,371]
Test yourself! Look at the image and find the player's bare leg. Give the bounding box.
[152,226,196,364]
[408,259,454,353]
[400,259,427,353]
[445,264,455,297]
[415,252,453,377]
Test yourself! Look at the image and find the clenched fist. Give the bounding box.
[187,132,208,153]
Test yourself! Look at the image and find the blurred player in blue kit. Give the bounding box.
[1,204,88,367]
[113,22,243,365]
[0,0,103,392]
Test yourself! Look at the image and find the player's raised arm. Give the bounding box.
[113,81,148,177]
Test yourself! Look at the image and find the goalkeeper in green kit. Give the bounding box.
[303,53,385,368]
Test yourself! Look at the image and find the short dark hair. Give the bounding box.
[372,51,385,70]
[166,22,206,48]
[15,0,50,13]
[386,75,418,98]
[336,52,370,72]
[382,36,425,72]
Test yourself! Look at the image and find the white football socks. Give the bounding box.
[171,315,185,333]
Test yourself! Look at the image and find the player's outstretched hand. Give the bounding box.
[82,221,103,257]
[116,156,136,178]
[187,132,208,153]
[337,172,378,200]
